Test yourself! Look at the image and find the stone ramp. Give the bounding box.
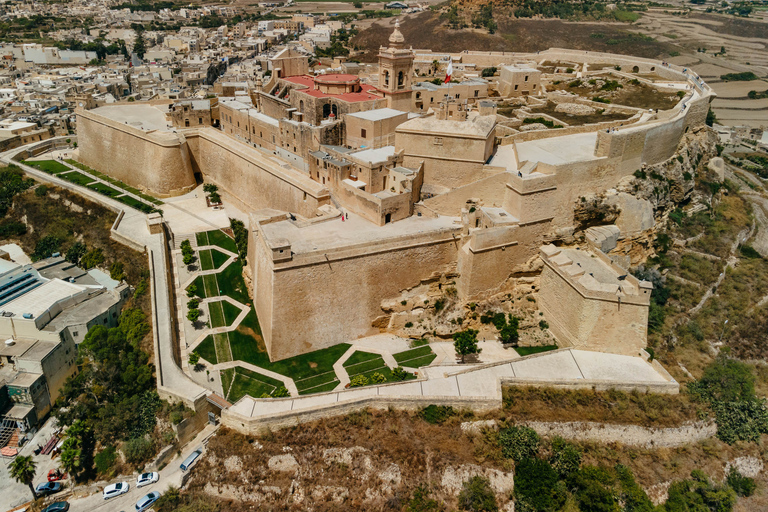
[222,348,678,433]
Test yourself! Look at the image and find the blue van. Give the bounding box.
[180,449,202,471]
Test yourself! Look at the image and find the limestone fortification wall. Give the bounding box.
[76,108,197,197]
[184,128,330,219]
[254,221,463,360]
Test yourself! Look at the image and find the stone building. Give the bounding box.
[497,65,542,97]
[538,244,652,356]
[169,99,213,128]
[412,78,488,112]
[374,20,415,111]
[344,108,409,150]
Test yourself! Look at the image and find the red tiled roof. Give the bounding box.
[284,75,383,103]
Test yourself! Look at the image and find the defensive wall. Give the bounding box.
[250,213,463,360]
[76,108,197,198]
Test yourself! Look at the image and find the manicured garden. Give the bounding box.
[393,345,437,368]
[199,248,230,271]
[60,170,95,186]
[197,229,238,253]
[22,159,70,174]
[87,182,121,197]
[344,351,416,384]
[208,300,241,328]
[221,366,286,402]
[65,159,163,205]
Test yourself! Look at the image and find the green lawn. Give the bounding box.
[64,159,163,205]
[115,195,155,213]
[61,171,95,186]
[343,351,382,367]
[213,332,232,363]
[208,301,226,328]
[199,249,214,271]
[187,276,205,299]
[22,159,70,174]
[195,335,217,365]
[516,345,559,357]
[345,353,389,376]
[393,346,437,368]
[217,260,250,304]
[221,368,234,397]
[211,249,230,269]
[202,274,219,298]
[87,182,121,197]
[224,367,284,402]
[199,229,238,253]
[222,301,241,325]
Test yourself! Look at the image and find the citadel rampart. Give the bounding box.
[76,108,197,197]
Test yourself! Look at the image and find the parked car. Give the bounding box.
[35,481,63,496]
[42,502,69,512]
[47,469,68,482]
[180,449,202,471]
[103,481,130,500]
[136,472,159,488]
[135,491,161,511]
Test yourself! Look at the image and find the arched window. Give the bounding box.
[383,70,389,86]
[331,104,338,117]
[632,66,639,73]
[398,71,404,87]
[322,104,331,118]
[299,100,304,112]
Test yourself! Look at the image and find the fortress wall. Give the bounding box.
[539,261,648,356]
[258,227,462,361]
[423,170,510,216]
[335,180,412,226]
[251,225,276,356]
[76,109,197,197]
[183,128,330,219]
[457,221,545,299]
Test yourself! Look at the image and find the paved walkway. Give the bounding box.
[227,348,678,422]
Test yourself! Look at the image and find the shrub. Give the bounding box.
[458,476,498,512]
[187,298,200,309]
[740,245,761,259]
[186,284,197,297]
[187,308,201,323]
[370,372,387,384]
[35,185,48,197]
[538,319,549,330]
[688,357,755,403]
[726,468,756,497]
[272,386,290,398]
[592,97,611,104]
[434,298,446,312]
[405,322,413,328]
[666,470,736,512]
[230,218,248,260]
[109,261,126,281]
[94,445,117,475]
[514,458,561,511]
[32,235,62,261]
[349,374,369,388]
[182,252,194,265]
[499,426,539,462]
[568,79,582,88]
[0,220,27,237]
[550,437,582,477]
[122,436,154,465]
[407,484,441,512]
[633,170,647,179]
[481,67,497,77]
[419,405,455,425]
[203,183,218,194]
[615,464,654,512]
[81,247,104,269]
[391,366,408,381]
[570,466,619,512]
[209,191,221,204]
[188,351,200,367]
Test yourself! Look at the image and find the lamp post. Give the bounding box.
[719,318,729,343]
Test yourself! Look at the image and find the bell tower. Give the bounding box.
[376,19,414,111]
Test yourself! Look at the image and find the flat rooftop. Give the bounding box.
[3,279,86,318]
[261,214,460,255]
[347,108,406,122]
[349,145,395,165]
[549,247,641,295]
[91,104,171,132]
[515,132,599,166]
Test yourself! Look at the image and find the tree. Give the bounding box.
[209,191,221,204]
[9,455,37,500]
[182,252,194,266]
[187,308,201,323]
[187,298,200,309]
[133,32,146,59]
[188,351,200,367]
[499,426,540,462]
[272,386,290,397]
[453,329,481,363]
[66,241,87,264]
[109,261,126,281]
[60,446,82,484]
[458,476,498,512]
[350,374,369,387]
[499,317,519,346]
[186,284,197,298]
[203,183,218,194]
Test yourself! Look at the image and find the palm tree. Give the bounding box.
[59,448,81,487]
[9,455,37,500]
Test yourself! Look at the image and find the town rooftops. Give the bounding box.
[396,114,496,138]
[284,75,382,102]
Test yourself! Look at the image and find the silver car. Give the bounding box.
[136,472,159,488]
[136,491,161,511]
[103,481,129,500]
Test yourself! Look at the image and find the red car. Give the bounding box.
[48,469,68,482]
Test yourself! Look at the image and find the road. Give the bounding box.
[66,424,216,512]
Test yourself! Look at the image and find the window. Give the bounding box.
[524,75,529,82]
[514,84,519,91]
[384,70,389,86]
[398,71,404,87]
[456,94,460,99]
[199,117,203,124]
[72,331,78,337]
[533,84,537,89]
[474,90,479,97]
[434,137,443,146]
[361,128,367,138]
[185,119,190,127]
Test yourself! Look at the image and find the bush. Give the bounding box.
[499,426,539,462]
[615,464,654,512]
[122,436,154,465]
[481,67,497,77]
[188,351,200,367]
[169,411,184,425]
[182,252,194,265]
[65,241,86,264]
[569,466,619,512]
[726,468,756,497]
[549,437,582,478]
[514,458,561,512]
[538,319,549,330]
[458,476,498,512]
[405,321,413,328]
[272,386,290,398]
[689,357,755,403]
[35,185,48,197]
[81,247,104,269]
[419,405,455,425]
[407,484,441,512]
[187,308,201,323]
[187,298,200,309]
[371,372,387,384]
[209,191,221,204]
[94,445,117,475]
[349,374,369,388]
[109,261,126,281]
[666,470,736,512]
[230,218,248,260]
[186,284,197,297]
[391,366,408,381]
[0,220,27,237]
[32,234,62,261]
[202,183,218,194]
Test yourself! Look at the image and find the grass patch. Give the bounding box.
[211,249,230,269]
[22,159,70,174]
[115,195,155,213]
[398,354,436,368]
[195,335,217,365]
[87,182,121,197]
[515,345,559,356]
[202,274,219,298]
[60,171,95,186]
[502,386,698,427]
[295,371,339,394]
[343,351,382,367]
[64,159,163,204]
[393,346,434,364]
[345,356,388,376]
[216,260,250,304]
[208,301,226,328]
[203,229,238,253]
[199,249,214,271]
[299,381,340,394]
[222,301,241,326]
[213,332,232,363]
[196,231,209,247]
[221,368,234,397]
[226,367,283,402]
